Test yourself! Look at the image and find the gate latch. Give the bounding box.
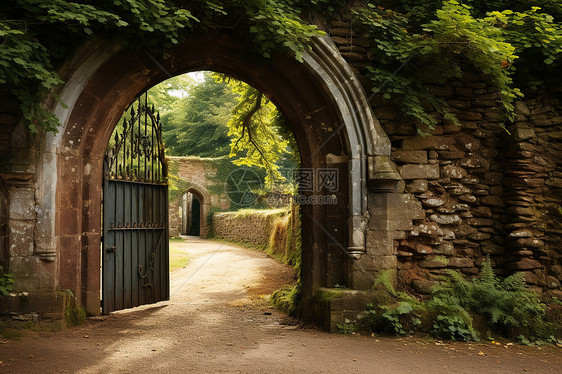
[107,246,116,252]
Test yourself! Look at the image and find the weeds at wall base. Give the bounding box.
[346,259,562,346]
[63,290,86,327]
[0,319,66,339]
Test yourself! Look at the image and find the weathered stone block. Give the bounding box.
[430,214,461,225]
[508,229,533,239]
[458,194,477,204]
[9,256,57,291]
[368,193,424,231]
[452,203,470,212]
[506,206,534,216]
[8,221,34,256]
[546,276,561,289]
[402,136,456,151]
[364,255,398,272]
[422,198,445,208]
[448,257,474,268]
[453,224,477,237]
[506,258,543,271]
[419,256,449,268]
[408,242,433,255]
[511,125,536,141]
[467,218,494,227]
[406,180,428,194]
[8,187,35,220]
[365,232,395,256]
[412,279,436,294]
[397,250,413,258]
[468,231,491,241]
[410,222,444,237]
[434,241,455,255]
[471,206,492,218]
[391,150,428,164]
[514,101,530,116]
[438,150,465,160]
[441,164,467,179]
[399,164,439,180]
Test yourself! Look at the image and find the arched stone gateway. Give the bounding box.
[173,183,212,238]
[16,32,423,328]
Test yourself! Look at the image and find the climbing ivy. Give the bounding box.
[0,0,322,133]
[1,0,560,134]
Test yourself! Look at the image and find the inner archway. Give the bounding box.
[41,32,393,322]
[186,193,200,236]
[181,187,210,237]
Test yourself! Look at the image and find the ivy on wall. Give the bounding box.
[0,0,322,133]
[1,0,560,135]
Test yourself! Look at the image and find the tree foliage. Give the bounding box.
[158,72,235,158]
[219,76,296,182]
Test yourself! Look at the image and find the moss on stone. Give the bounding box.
[63,290,86,327]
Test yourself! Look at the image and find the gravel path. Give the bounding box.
[1,237,560,373]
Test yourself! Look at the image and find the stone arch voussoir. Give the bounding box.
[34,32,404,321]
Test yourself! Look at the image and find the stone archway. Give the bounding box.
[33,32,402,321]
[185,186,210,237]
[170,183,211,238]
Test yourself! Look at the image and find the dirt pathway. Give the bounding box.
[1,237,560,373]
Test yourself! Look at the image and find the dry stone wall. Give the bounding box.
[212,209,289,248]
[328,20,562,296]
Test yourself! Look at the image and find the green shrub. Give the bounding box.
[336,319,357,334]
[429,259,548,341]
[0,266,14,296]
[363,259,560,344]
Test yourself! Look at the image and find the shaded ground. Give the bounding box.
[0,237,560,373]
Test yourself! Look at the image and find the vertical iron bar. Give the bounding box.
[130,113,133,179]
[123,120,127,179]
[138,96,141,180]
[151,110,155,182]
[144,93,148,181]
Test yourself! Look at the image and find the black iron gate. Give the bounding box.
[102,94,169,314]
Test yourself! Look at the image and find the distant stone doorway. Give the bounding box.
[181,191,202,237]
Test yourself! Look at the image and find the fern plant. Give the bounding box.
[430,259,548,340]
[0,266,14,296]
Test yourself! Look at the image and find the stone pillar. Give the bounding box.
[502,101,550,288]
[347,156,423,289]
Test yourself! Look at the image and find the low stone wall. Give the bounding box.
[212,208,290,249]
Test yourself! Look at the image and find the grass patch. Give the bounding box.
[64,290,85,327]
[220,207,289,218]
[271,283,301,317]
[0,319,66,339]
[169,241,190,272]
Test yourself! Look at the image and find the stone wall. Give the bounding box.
[329,20,562,297]
[168,156,231,237]
[212,209,289,249]
[0,19,560,325]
